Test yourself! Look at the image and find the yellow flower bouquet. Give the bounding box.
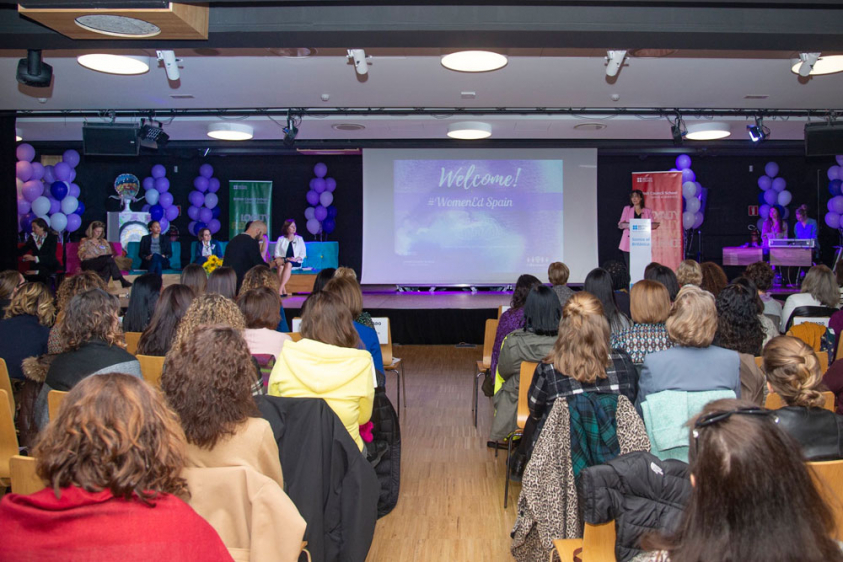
[203,254,223,275]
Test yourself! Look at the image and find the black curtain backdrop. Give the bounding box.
[1,114,18,271]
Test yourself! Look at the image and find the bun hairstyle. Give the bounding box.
[763,335,826,409]
[544,291,611,384]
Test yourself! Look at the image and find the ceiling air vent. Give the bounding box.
[331,123,366,131]
[573,123,608,131]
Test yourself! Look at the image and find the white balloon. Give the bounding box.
[50,212,67,232]
[61,196,78,215]
[304,207,316,220]
[319,191,333,207]
[204,193,219,209]
[777,190,792,206]
[683,211,696,230]
[146,189,160,205]
[685,197,701,214]
[682,181,697,199]
[692,212,704,229]
[32,196,51,217]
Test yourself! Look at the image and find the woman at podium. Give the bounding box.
[760,206,787,248]
[618,190,652,269]
[794,204,819,252]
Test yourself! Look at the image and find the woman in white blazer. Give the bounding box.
[273,219,307,297]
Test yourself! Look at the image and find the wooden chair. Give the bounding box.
[765,390,835,411]
[473,318,498,427]
[124,331,142,355]
[289,332,303,342]
[47,390,68,421]
[503,361,537,509]
[137,355,166,387]
[498,305,510,318]
[551,521,617,562]
[0,389,20,487]
[372,317,405,417]
[9,455,44,495]
[0,358,14,418]
[808,459,843,540]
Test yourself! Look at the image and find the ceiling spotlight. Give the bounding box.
[16,49,52,88]
[447,121,492,140]
[139,119,169,149]
[347,49,369,76]
[605,50,627,77]
[795,52,821,77]
[207,123,253,141]
[441,51,507,73]
[156,50,180,81]
[747,117,770,143]
[15,128,22,142]
[670,115,686,145]
[685,122,731,141]
[77,54,149,75]
[791,54,843,76]
[283,110,299,145]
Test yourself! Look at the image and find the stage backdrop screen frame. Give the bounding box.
[361,148,598,285]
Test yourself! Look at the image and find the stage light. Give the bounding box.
[447,122,492,140]
[283,110,299,145]
[347,49,369,75]
[139,119,169,149]
[156,50,180,81]
[791,54,843,76]
[15,128,22,142]
[207,123,253,141]
[605,50,627,77]
[747,117,770,143]
[77,54,149,75]
[16,49,52,87]
[670,115,686,145]
[441,51,507,72]
[685,122,731,141]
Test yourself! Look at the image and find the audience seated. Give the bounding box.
[34,289,141,429]
[77,220,132,288]
[632,398,843,562]
[603,260,632,317]
[675,259,702,288]
[610,280,673,364]
[0,282,54,380]
[644,264,680,301]
[730,276,779,346]
[744,260,782,322]
[207,266,238,300]
[172,292,247,350]
[585,267,631,334]
[0,374,232,561]
[136,284,195,357]
[637,286,743,411]
[324,276,384,373]
[780,264,839,332]
[333,267,374,328]
[240,265,289,332]
[699,261,728,297]
[0,270,24,313]
[238,287,291,357]
[547,261,575,308]
[712,283,766,404]
[490,285,561,443]
[489,275,543,394]
[122,273,162,333]
[268,291,375,451]
[180,263,207,295]
[763,336,843,460]
[312,267,337,293]
[49,272,106,353]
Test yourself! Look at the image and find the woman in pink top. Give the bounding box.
[238,287,291,358]
[618,190,655,270]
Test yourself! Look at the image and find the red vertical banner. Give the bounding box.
[631,171,684,271]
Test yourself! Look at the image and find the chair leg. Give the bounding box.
[504,434,513,509]
[395,369,401,418]
[400,362,406,417]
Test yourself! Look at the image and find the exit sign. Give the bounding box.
[748,205,759,217]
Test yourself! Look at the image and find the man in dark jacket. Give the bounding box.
[223,220,267,290]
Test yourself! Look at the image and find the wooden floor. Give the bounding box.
[370,345,520,562]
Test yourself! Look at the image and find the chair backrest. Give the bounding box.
[0,389,19,481]
[369,317,392,365]
[583,521,618,562]
[786,306,838,331]
[9,455,45,495]
[498,305,510,318]
[124,331,142,355]
[808,459,843,540]
[765,390,835,412]
[48,390,68,421]
[0,358,14,418]
[482,319,499,368]
[289,332,302,342]
[518,361,538,431]
[137,355,166,387]
[291,317,301,332]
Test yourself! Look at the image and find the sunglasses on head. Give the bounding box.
[692,407,778,443]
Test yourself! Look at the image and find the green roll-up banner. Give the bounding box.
[228,180,272,237]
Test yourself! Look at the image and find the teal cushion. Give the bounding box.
[190,241,227,265]
[296,241,339,273]
[127,240,182,272]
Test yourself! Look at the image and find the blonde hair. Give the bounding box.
[5,282,55,326]
[172,293,246,349]
[84,221,106,240]
[0,271,21,301]
[548,262,570,286]
[544,292,611,383]
[666,285,717,347]
[323,276,363,318]
[801,265,839,308]
[763,336,826,409]
[55,272,107,327]
[334,267,358,281]
[630,280,671,324]
[240,264,280,294]
[676,260,703,287]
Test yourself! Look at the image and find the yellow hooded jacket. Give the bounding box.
[268,338,375,451]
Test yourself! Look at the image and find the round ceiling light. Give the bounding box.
[74,14,161,38]
[441,51,507,72]
[15,128,22,142]
[685,122,731,141]
[447,121,492,140]
[207,123,254,141]
[790,55,843,76]
[77,54,150,75]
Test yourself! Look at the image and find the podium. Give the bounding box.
[629,218,652,286]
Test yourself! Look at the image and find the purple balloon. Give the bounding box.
[16,161,33,182]
[20,212,35,234]
[327,205,338,219]
[158,218,169,233]
[208,219,221,234]
[675,154,692,170]
[188,205,200,221]
[188,221,198,236]
[306,218,321,235]
[68,183,81,198]
[21,180,43,202]
[54,162,71,182]
[150,204,164,222]
[204,193,218,209]
[306,190,319,206]
[48,197,61,215]
[681,168,696,183]
[155,177,170,193]
[212,206,221,219]
[208,178,220,193]
[321,218,335,234]
[159,192,174,208]
[195,221,207,234]
[194,176,209,192]
[17,198,30,215]
[309,179,316,190]
[189,191,205,208]
[199,207,213,224]
[50,181,68,201]
[758,175,772,191]
[314,162,328,178]
[312,178,327,194]
[16,143,35,163]
[74,201,85,216]
[314,205,328,221]
[165,205,179,221]
[62,149,81,168]
[43,165,55,185]
[143,176,155,191]
[67,169,76,183]
[66,213,82,233]
[199,163,214,178]
[142,204,151,213]
[326,178,337,192]
[29,162,45,181]
[151,164,166,179]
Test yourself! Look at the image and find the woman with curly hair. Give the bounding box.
[744,260,782,321]
[122,273,162,333]
[730,276,779,346]
[780,264,839,332]
[714,282,765,356]
[0,270,24,312]
[240,265,289,332]
[675,259,702,288]
[489,274,543,385]
[0,374,232,561]
[0,282,54,380]
[180,263,207,296]
[49,271,107,353]
[699,261,728,297]
[136,284,196,357]
[207,266,237,300]
[172,293,247,350]
[34,289,140,429]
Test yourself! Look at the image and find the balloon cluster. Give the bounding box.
[824,156,843,229]
[755,161,792,230]
[303,162,338,237]
[187,164,221,236]
[140,165,178,233]
[674,154,706,230]
[17,145,84,234]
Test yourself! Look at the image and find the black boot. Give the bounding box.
[120,277,132,288]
